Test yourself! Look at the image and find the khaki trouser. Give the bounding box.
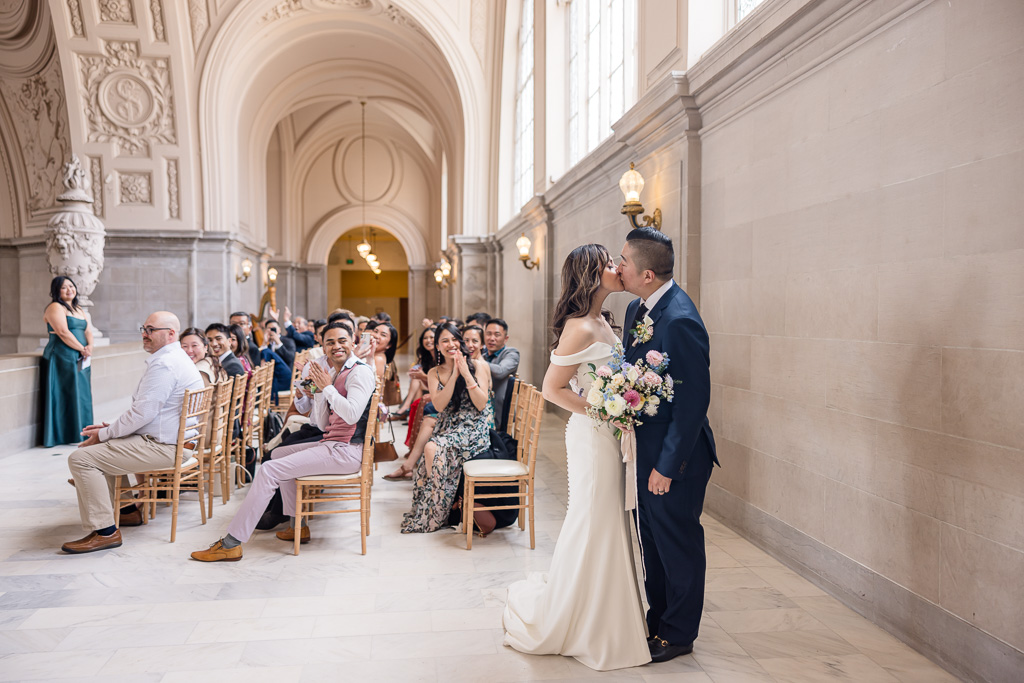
[68,434,177,531]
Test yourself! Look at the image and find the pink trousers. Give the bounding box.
[226,439,362,543]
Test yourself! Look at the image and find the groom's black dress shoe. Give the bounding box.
[649,636,693,662]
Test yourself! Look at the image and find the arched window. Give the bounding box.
[512,0,535,212]
[567,0,637,167]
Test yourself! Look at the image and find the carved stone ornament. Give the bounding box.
[66,0,85,36]
[79,41,176,157]
[150,0,166,41]
[259,0,304,25]
[189,0,208,51]
[118,172,151,204]
[45,155,107,308]
[98,0,134,24]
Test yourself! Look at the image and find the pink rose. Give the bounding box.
[596,365,613,378]
[643,370,661,386]
[646,350,665,366]
[623,389,642,408]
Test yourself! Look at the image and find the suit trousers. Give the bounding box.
[68,434,177,531]
[225,439,361,543]
[635,448,713,645]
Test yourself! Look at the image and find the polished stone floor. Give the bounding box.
[0,403,959,681]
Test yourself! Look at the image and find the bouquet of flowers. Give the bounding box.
[583,342,676,437]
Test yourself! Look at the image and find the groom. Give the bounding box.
[618,227,719,662]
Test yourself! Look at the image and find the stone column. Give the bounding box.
[407,264,432,330]
[45,155,106,337]
[449,235,499,319]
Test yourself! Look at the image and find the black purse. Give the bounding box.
[470,429,518,461]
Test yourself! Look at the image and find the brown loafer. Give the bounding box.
[61,530,122,554]
[276,526,310,544]
[119,507,144,527]
[190,539,242,562]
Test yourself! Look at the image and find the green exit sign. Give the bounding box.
[346,259,354,264]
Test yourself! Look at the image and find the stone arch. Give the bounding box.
[304,204,429,268]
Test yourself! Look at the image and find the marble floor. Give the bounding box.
[0,406,959,682]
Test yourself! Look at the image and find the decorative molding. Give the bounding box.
[470,0,486,64]
[150,0,166,41]
[98,0,135,24]
[188,0,208,52]
[316,0,373,8]
[0,50,71,213]
[45,156,106,308]
[383,3,422,34]
[259,0,304,25]
[118,171,151,204]
[166,157,179,219]
[79,40,177,157]
[66,0,85,37]
[88,155,104,217]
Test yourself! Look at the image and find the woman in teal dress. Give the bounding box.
[41,276,94,447]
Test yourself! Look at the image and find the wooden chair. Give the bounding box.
[505,377,522,437]
[271,350,307,417]
[235,368,260,487]
[204,378,234,515]
[113,386,215,542]
[226,373,248,492]
[292,387,381,556]
[462,384,544,550]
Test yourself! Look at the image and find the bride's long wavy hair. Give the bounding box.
[550,243,611,349]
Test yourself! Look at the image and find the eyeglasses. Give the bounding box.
[139,325,172,336]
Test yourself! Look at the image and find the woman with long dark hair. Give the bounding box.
[227,324,254,373]
[502,244,650,670]
[401,322,492,533]
[383,326,437,480]
[41,276,95,447]
[180,327,226,385]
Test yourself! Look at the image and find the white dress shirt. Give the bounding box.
[99,343,204,444]
[641,278,675,311]
[311,356,376,430]
[292,354,331,415]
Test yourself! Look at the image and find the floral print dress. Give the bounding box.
[401,377,493,533]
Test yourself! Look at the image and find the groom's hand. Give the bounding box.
[649,468,672,496]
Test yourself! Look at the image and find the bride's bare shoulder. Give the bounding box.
[553,318,601,357]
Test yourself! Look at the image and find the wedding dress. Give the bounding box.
[502,342,651,671]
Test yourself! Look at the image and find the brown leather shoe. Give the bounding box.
[190,539,242,562]
[61,530,123,554]
[119,507,144,527]
[276,526,310,544]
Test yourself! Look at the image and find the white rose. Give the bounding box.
[587,386,604,407]
[604,395,626,417]
[610,374,625,389]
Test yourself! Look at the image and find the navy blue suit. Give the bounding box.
[623,282,718,646]
[285,325,316,352]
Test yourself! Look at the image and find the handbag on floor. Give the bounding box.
[373,407,399,462]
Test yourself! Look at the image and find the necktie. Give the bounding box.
[630,303,649,334]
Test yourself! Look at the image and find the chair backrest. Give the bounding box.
[520,386,545,476]
[360,387,382,482]
[175,385,215,466]
[511,380,532,444]
[258,361,275,415]
[208,378,234,456]
[505,377,522,436]
[228,373,247,438]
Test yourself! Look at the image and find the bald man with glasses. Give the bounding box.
[62,311,203,554]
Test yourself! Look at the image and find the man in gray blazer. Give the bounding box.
[483,319,520,432]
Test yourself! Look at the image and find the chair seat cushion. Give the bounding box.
[464,459,528,478]
[148,456,198,474]
[296,472,361,482]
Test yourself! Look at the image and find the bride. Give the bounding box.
[502,244,651,671]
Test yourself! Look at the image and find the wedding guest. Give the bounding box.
[62,312,202,554]
[282,306,316,351]
[373,311,392,324]
[463,325,496,429]
[374,321,399,399]
[383,327,436,481]
[190,322,375,561]
[41,276,94,447]
[180,327,226,385]
[205,323,245,377]
[228,324,254,373]
[391,327,435,419]
[466,312,491,328]
[401,323,492,533]
[229,311,261,368]
[484,319,520,432]
[261,318,296,368]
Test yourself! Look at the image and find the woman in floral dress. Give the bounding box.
[401,322,492,533]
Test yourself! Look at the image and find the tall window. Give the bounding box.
[736,0,765,23]
[567,0,637,167]
[512,0,535,212]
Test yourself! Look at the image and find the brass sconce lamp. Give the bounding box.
[266,267,278,286]
[516,233,539,270]
[619,163,662,230]
[434,255,452,288]
[236,257,253,283]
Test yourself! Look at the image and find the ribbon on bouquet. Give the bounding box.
[620,429,646,582]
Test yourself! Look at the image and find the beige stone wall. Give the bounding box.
[697,0,1024,675]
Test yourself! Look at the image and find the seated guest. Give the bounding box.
[205,323,245,377]
[62,312,203,554]
[282,306,316,351]
[309,319,327,359]
[356,317,369,335]
[229,311,261,368]
[462,325,496,429]
[390,326,435,420]
[190,322,375,561]
[484,318,520,432]
[401,322,492,533]
[260,318,296,368]
[373,311,392,324]
[181,327,226,385]
[384,327,438,481]
[373,321,399,392]
[465,311,491,328]
[228,324,254,373]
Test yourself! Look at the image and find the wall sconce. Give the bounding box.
[434,268,449,289]
[619,162,662,230]
[236,257,252,283]
[516,233,539,270]
[266,267,278,286]
[440,256,451,279]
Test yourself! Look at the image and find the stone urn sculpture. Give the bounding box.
[45,155,106,313]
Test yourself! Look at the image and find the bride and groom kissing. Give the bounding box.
[501,226,720,671]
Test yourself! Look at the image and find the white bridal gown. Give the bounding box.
[502,342,650,671]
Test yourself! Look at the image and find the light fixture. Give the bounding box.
[364,251,376,263]
[434,267,448,289]
[236,257,252,283]
[372,267,381,276]
[440,257,451,278]
[368,258,380,270]
[516,233,539,270]
[619,162,662,230]
[356,240,371,257]
[267,267,278,285]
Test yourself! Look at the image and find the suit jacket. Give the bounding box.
[485,346,520,429]
[220,352,246,378]
[264,336,296,368]
[623,283,718,480]
[285,325,316,351]
[245,338,261,369]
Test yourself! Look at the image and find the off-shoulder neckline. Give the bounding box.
[550,340,614,359]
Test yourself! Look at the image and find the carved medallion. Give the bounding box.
[118,172,151,204]
[98,0,134,24]
[99,71,156,127]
